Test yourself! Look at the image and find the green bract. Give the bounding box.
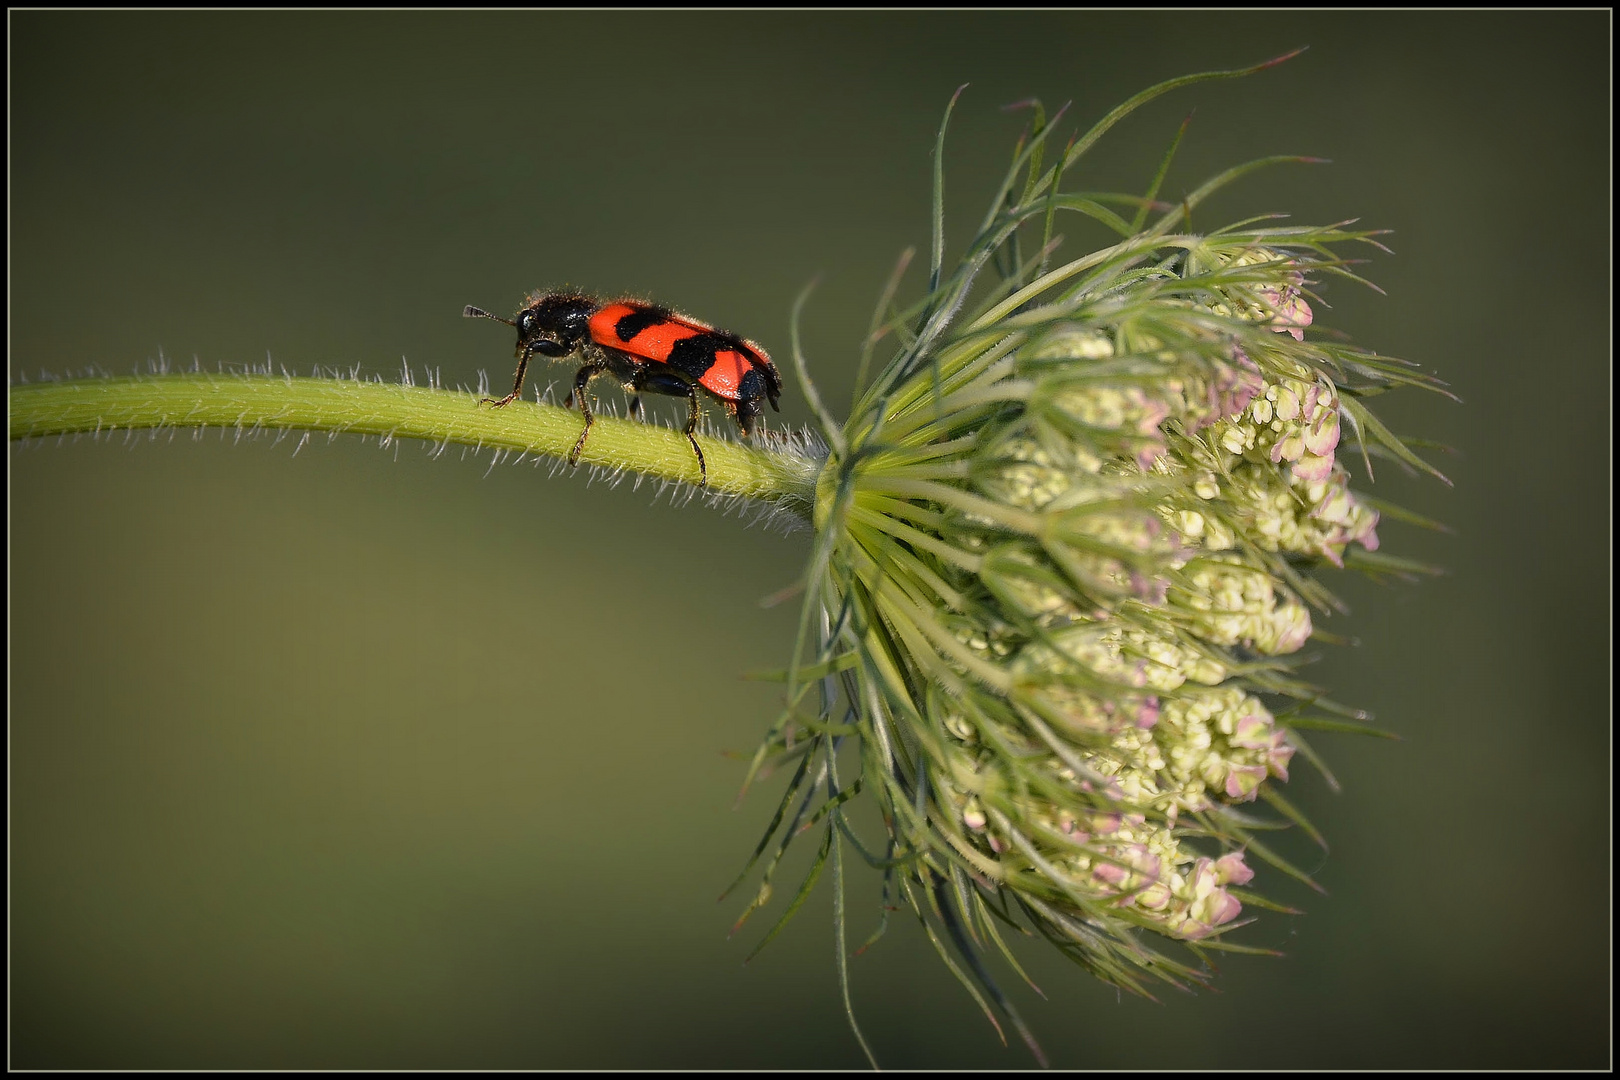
[731,57,1448,1067]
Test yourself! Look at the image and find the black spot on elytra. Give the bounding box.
[666,334,735,382]
[612,306,671,343]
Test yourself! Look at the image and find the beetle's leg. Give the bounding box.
[630,369,699,399]
[684,382,707,488]
[483,345,533,408]
[627,394,644,420]
[615,367,705,485]
[568,359,610,467]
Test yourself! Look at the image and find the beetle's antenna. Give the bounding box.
[463,305,516,326]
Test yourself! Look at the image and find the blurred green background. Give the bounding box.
[9,11,1608,1069]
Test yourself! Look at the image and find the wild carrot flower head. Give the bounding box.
[730,58,1449,1066]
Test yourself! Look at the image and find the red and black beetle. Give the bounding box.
[464,292,782,486]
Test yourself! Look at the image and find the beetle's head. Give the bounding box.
[464,292,595,360]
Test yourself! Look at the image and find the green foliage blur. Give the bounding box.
[9,11,1608,1069]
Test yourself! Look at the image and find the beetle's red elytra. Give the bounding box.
[464,291,782,487]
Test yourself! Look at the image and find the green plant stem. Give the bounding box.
[9,373,820,517]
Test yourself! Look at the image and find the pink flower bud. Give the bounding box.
[1223,763,1268,800]
[1231,710,1275,750]
[1260,284,1313,341]
[1214,851,1255,886]
[1290,453,1335,483]
[1267,733,1296,782]
[1092,860,1129,887]
[1136,695,1161,730]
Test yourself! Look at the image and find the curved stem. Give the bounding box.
[9,373,821,519]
